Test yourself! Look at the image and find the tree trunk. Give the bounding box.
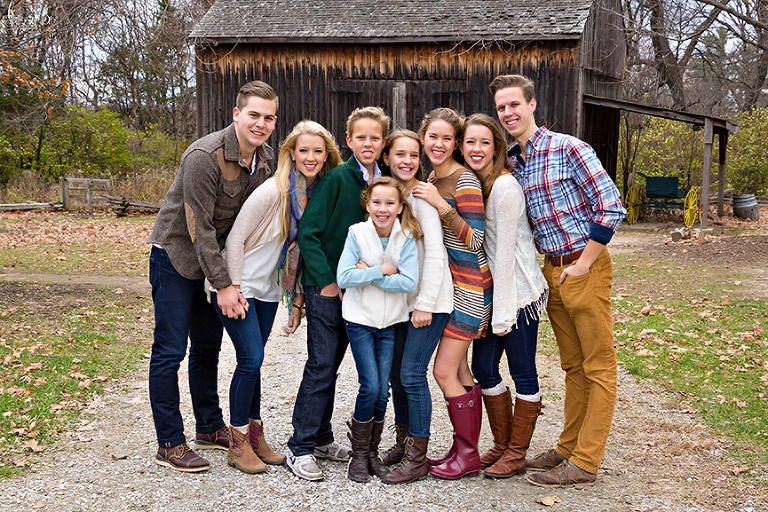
[744,0,768,109]
[649,0,687,108]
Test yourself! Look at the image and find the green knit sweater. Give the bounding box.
[298,158,367,289]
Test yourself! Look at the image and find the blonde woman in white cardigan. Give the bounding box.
[376,131,454,484]
[213,120,341,474]
[461,114,548,478]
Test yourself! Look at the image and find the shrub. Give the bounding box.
[729,108,768,195]
[39,105,133,179]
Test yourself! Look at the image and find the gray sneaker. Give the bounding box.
[314,440,352,461]
[285,449,323,481]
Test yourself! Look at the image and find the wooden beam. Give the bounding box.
[717,131,728,217]
[582,94,736,133]
[700,118,714,229]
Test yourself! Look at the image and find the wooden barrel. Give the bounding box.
[733,193,760,221]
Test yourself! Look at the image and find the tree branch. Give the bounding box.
[694,0,768,31]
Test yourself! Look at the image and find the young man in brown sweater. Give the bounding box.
[147,81,277,472]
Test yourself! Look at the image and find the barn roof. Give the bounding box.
[190,0,594,43]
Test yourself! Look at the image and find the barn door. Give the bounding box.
[330,79,466,160]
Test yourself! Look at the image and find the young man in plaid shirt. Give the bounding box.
[490,74,626,488]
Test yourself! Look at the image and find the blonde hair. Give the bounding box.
[275,120,342,238]
[463,113,510,193]
[346,106,390,137]
[360,177,423,240]
[381,130,423,182]
[418,107,464,163]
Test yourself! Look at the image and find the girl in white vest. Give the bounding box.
[336,176,422,482]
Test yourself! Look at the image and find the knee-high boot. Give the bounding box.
[484,398,543,478]
[347,418,374,483]
[368,421,389,478]
[427,385,476,466]
[428,387,481,480]
[480,387,513,467]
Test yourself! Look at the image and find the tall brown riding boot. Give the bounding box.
[248,418,285,465]
[227,425,266,474]
[369,421,389,478]
[484,398,543,478]
[379,424,408,466]
[347,418,373,483]
[480,388,512,467]
[381,436,430,484]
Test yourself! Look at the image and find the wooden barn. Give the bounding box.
[189,0,626,178]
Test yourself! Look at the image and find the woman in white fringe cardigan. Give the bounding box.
[462,114,549,479]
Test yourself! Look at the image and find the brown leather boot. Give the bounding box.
[248,418,285,465]
[479,388,512,467]
[379,424,408,466]
[368,421,389,478]
[484,398,543,478]
[155,444,210,473]
[526,448,565,472]
[194,427,229,450]
[381,436,429,484]
[227,425,266,474]
[347,418,373,483]
[527,460,596,488]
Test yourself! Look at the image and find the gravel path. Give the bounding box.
[1,299,764,512]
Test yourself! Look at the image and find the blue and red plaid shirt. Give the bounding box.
[509,127,626,257]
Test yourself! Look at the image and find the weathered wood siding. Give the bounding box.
[195,41,582,156]
[580,0,626,87]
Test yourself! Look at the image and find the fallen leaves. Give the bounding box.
[24,439,45,453]
[12,457,29,467]
[536,495,563,507]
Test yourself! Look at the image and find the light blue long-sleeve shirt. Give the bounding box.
[337,231,418,294]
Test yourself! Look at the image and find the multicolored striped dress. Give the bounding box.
[428,168,493,340]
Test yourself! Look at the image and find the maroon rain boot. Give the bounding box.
[428,387,481,480]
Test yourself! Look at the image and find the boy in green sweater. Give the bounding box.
[286,107,390,481]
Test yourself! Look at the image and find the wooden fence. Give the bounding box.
[59,177,112,212]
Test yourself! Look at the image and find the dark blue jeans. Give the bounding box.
[391,312,449,438]
[213,294,278,427]
[288,286,348,456]
[471,308,540,396]
[148,246,226,448]
[346,322,396,423]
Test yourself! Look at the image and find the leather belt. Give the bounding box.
[546,250,583,267]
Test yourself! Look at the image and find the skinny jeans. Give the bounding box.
[346,322,396,423]
[212,293,278,427]
[471,306,540,396]
[390,312,449,437]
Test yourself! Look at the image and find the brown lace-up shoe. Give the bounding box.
[379,424,408,466]
[526,460,596,488]
[195,427,229,450]
[525,448,564,472]
[155,444,210,473]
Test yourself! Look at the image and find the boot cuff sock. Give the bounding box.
[481,382,507,396]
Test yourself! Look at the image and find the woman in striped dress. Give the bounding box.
[412,108,492,480]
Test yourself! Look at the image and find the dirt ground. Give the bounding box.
[0,211,767,511]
